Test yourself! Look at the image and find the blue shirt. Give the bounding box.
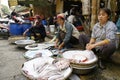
[56,21,80,44]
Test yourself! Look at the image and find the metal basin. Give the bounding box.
[15,40,35,48]
[72,65,97,74]
[62,50,98,74]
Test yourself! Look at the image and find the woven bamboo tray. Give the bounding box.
[8,36,25,43]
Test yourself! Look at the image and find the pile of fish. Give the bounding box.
[21,41,98,78]
[24,49,53,59]
[62,50,98,74]
[62,50,98,64]
[22,57,72,80]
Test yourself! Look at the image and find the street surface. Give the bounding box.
[0,39,120,80]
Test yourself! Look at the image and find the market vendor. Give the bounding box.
[79,8,117,69]
[23,15,46,42]
[54,13,80,49]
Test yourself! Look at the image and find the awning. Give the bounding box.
[10,5,29,12]
[63,0,81,1]
[18,11,30,15]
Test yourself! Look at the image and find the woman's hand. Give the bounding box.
[54,44,58,48]
[23,32,26,37]
[58,42,64,50]
[54,39,59,48]
[86,43,91,47]
[58,44,63,50]
[86,43,96,50]
[54,43,63,49]
[23,29,29,37]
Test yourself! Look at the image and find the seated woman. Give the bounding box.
[79,8,117,69]
[23,15,46,42]
[54,13,80,49]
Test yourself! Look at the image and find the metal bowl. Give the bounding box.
[72,64,97,74]
[15,40,35,48]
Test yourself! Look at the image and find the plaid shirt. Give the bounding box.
[91,21,117,43]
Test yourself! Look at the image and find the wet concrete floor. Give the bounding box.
[0,39,120,80]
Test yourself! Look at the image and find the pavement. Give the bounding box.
[0,38,120,80]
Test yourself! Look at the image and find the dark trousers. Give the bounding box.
[58,31,79,48]
[79,34,116,60]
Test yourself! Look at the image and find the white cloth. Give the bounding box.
[67,15,76,24]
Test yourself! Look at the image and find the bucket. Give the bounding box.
[9,23,23,35]
[42,20,47,25]
[22,23,32,36]
[49,25,55,33]
[116,32,120,49]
